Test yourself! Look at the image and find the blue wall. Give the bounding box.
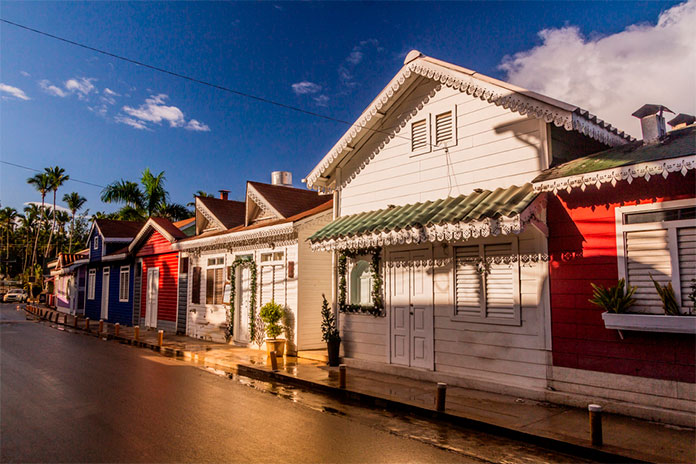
[84,261,135,325]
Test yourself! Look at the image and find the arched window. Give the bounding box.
[350,260,373,305]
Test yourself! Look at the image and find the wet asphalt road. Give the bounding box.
[1,304,465,463]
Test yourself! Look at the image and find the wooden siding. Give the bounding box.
[132,264,141,326]
[177,272,188,334]
[548,173,696,384]
[105,262,134,325]
[339,84,546,216]
[296,212,334,350]
[138,231,179,326]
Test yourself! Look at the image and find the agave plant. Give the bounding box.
[650,276,681,315]
[589,279,636,314]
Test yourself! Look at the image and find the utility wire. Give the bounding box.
[0,18,422,148]
[1,160,106,188]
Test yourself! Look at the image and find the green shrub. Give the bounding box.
[651,276,681,315]
[589,279,636,313]
[260,301,284,339]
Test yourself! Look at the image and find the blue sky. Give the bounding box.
[1,1,689,216]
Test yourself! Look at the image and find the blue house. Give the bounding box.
[83,219,144,326]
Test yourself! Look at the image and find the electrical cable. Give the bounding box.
[0,160,106,188]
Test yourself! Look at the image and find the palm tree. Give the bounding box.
[22,205,41,273]
[0,207,17,275]
[101,168,190,220]
[187,190,213,207]
[44,166,70,258]
[63,192,86,253]
[27,172,51,268]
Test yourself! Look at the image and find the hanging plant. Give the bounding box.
[338,247,384,317]
[227,256,258,342]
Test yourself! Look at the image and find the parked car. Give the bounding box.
[3,288,27,303]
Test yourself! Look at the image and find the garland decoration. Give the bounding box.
[227,256,258,342]
[338,247,384,316]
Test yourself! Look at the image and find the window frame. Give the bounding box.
[410,115,431,156]
[615,198,696,311]
[87,269,96,300]
[433,106,457,149]
[205,255,226,305]
[348,257,374,306]
[93,235,99,250]
[119,265,130,302]
[451,238,521,326]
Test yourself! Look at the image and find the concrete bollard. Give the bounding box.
[85,317,90,331]
[74,316,79,328]
[99,319,104,333]
[339,364,347,389]
[158,330,164,347]
[269,350,278,371]
[436,382,447,412]
[134,325,140,341]
[114,323,120,337]
[588,404,603,446]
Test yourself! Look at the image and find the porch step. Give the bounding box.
[297,349,328,363]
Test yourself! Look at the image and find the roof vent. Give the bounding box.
[631,104,674,144]
[218,189,230,200]
[668,113,696,130]
[271,171,292,187]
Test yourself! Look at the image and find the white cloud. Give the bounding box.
[39,79,68,97]
[103,88,119,97]
[186,119,210,132]
[114,115,150,130]
[313,95,329,107]
[101,88,120,105]
[291,81,322,95]
[0,83,31,101]
[64,77,96,99]
[339,39,381,88]
[346,50,363,65]
[117,94,209,132]
[499,0,696,138]
[20,71,30,77]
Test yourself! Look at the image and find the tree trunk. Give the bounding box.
[45,190,57,258]
[31,197,45,269]
[69,213,75,254]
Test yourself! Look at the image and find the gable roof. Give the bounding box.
[173,217,195,229]
[128,217,186,253]
[197,196,246,229]
[247,181,331,219]
[304,50,634,192]
[533,125,696,193]
[93,219,145,241]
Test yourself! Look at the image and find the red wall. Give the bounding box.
[548,172,695,383]
[138,231,179,323]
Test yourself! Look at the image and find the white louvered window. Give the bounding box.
[87,269,96,300]
[434,110,453,146]
[411,118,428,152]
[617,201,696,314]
[119,266,130,302]
[454,241,520,325]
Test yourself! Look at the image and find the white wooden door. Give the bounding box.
[146,267,159,328]
[101,268,110,320]
[389,249,434,369]
[235,266,251,343]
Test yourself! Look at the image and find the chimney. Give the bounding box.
[218,189,230,200]
[631,104,674,144]
[668,113,696,130]
[271,171,292,187]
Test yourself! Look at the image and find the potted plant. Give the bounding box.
[321,294,341,366]
[650,276,680,315]
[589,278,636,314]
[260,300,285,356]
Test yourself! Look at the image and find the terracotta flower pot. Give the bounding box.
[265,338,285,356]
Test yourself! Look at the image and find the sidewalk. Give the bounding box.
[26,305,695,463]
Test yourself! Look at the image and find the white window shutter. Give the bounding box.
[411,119,427,151]
[435,111,453,145]
[625,229,672,313]
[455,246,481,317]
[273,264,286,306]
[678,227,696,308]
[260,266,273,306]
[484,243,515,319]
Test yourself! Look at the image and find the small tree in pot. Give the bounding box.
[321,294,341,366]
[260,301,286,356]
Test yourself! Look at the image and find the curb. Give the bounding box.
[22,304,648,464]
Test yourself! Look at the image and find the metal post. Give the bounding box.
[114,323,120,337]
[99,320,104,334]
[269,350,278,371]
[339,364,347,389]
[436,382,447,412]
[134,325,139,341]
[85,317,90,331]
[589,404,603,446]
[158,330,164,347]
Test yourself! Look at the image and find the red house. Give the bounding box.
[533,106,695,425]
[128,218,187,333]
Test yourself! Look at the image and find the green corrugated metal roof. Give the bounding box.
[533,125,695,183]
[309,183,537,243]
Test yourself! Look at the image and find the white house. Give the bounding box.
[174,173,333,354]
[304,51,631,397]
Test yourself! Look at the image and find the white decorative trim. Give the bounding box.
[128,218,177,253]
[247,184,282,221]
[175,222,296,252]
[305,57,633,192]
[534,155,696,193]
[198,202,225,231]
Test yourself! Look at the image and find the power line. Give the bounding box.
[0,18,427,151]
[0,160,106,188]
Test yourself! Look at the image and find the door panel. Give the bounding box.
[146,268,159,328]
[390,252,410,366]
[236,266,251,343]
[101,268,110,320]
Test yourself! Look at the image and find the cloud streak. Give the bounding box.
[0,83,31,101]
[117,94,210,132]
[499,0,696,138]
[338,39,382,88]
[291,81,322,95]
